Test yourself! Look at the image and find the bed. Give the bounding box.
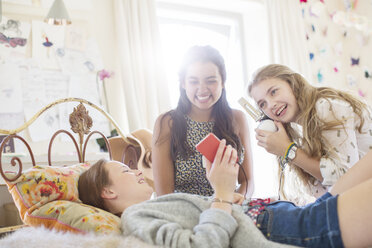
[0,98,157,248]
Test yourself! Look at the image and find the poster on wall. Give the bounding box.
[0,16,31,55]
[65,25,88,52]
[21,67,69,142]
[55,48,91,75]
[31,21,65,70]
[0,62,23,113]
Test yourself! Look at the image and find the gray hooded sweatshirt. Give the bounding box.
[122,193,297,248]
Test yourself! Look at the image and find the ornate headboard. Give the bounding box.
[0,97,139,182]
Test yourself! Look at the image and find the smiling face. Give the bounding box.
[104,161,153,213]
[182,61,223,117]
[250,78,300,123]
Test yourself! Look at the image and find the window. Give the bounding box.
[157,5,245,108]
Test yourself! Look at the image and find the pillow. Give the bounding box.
[27,200,121,234]
[5,163,121,234]
[6,163,90,219]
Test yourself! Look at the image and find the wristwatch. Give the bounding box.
[286,144,298,162]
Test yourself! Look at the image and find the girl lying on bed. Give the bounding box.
[78,139,372,248]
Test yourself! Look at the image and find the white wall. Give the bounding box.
[0,0,121,226]
[303,0,372,103]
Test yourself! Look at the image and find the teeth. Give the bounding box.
[138,178,145,184]
[197,95,209,100]
[276,105,286,116]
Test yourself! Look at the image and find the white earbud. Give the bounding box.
[257,119,278,132]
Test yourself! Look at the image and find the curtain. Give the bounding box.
[113,0,171,132]
[264,0,318,204]
[265,0,312,79]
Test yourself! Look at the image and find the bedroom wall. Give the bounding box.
[0,0,121,227]
[0,0,123,150]
[301,0,372,104]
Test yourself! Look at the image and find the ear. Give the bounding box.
[101,187,118,200]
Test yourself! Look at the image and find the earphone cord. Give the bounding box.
[278,160,287,201]
[278,168,284,200]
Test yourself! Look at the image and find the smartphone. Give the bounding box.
[195,133,221,163]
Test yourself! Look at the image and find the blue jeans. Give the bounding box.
[256,193,344,248]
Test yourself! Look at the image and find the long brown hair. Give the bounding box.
[78,159,110,211]
[249,64,368,199]
[156,45,242,161]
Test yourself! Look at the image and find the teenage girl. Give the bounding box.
[152,45,254,199]
[79,143,372,248]
[248,63,372,200]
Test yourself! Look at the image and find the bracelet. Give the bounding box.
[283,142,295,159]
[211,198,233,205]
[280,142,298,169]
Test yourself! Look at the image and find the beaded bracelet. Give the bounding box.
[212,198,233,205]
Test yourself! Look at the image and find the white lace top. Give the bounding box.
[315,97,372,186]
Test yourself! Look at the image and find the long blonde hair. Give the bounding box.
[248,64,367,200]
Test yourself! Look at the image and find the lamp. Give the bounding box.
[45,0,71,25]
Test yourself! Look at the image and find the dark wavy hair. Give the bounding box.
[158,45,242,161]
[78,159,110,211]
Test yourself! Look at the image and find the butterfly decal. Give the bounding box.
[358,89,365,97]
[0,32,27,48]
[351,57,359,66]
[309,52,314,60]
[347,74,357,87]
[363,67,372,79]
[334,62,341,73]
[84,61,95,72]
[344,0,358,11]
[317,69,323,83]
[319,46,327,54]
[309,8,318,17]
[329,11,336,20]
[365,71,370,78]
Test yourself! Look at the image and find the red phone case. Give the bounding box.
[196,133,221,163]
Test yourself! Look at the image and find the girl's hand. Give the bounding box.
[255,121,292,157]
[232,192,245,205]
[204,139,239,202]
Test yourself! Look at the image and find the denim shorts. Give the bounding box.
[256,192,344,248]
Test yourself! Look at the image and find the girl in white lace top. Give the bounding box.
[248,64,372,203]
